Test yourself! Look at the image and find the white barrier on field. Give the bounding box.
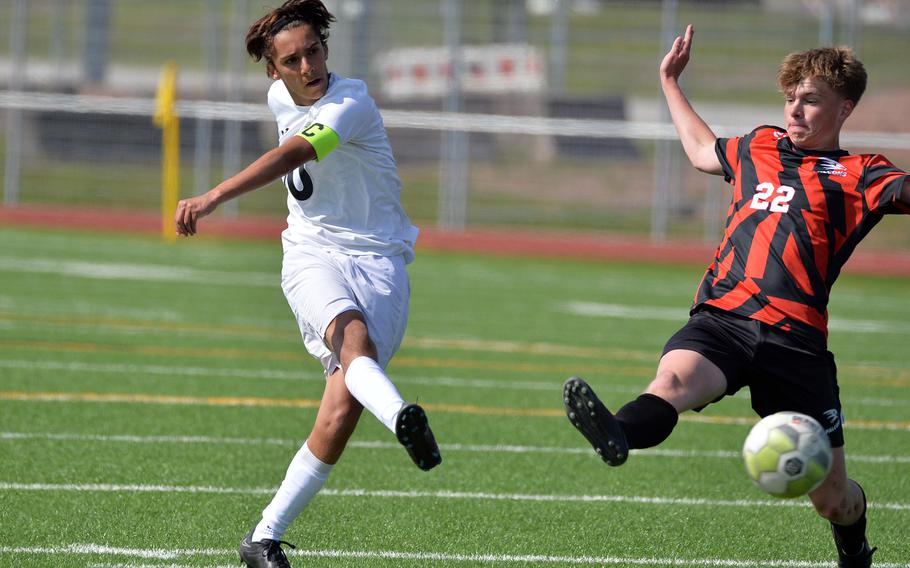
[2,90,910,149]
[376,44,544,99]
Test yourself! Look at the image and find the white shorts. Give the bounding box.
[281,244,410,375]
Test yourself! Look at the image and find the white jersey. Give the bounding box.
[268,74,418,262]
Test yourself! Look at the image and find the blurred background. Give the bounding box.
[1,0,909,247]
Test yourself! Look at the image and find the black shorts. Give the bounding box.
[662,307,845,447]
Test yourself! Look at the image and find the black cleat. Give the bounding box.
[563,376,629,466]
[832,528,877,568]
[239,529,296,568]
[395,403,441,471]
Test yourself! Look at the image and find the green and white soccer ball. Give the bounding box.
[742,411,832,499]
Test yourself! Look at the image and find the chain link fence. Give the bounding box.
[2,0,909,246]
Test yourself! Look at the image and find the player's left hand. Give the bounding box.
[660,24,694,83]
[175,192,218,236]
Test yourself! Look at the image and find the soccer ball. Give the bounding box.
[742,411,832,499]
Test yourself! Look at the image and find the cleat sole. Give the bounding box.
[396,404,442,471]
[562,376,629,466]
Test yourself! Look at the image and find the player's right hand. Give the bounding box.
[659,24,694,83]
[175,192,218,237]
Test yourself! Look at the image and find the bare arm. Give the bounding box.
[659,25,723,176]
[175,136,317,236]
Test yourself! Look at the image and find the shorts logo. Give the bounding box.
[823,408,842,433]
[816,157,848,178]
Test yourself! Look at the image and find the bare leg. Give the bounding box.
[306,366,364,464]
[645,349,727,412]
[809,447,864,525]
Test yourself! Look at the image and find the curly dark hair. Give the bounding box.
[777,47,867,104]
[245,0,336,63]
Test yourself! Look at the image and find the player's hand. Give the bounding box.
[175,191,218,237]
[659,24,694,83]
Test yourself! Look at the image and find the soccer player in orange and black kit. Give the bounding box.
[563,25,909,567]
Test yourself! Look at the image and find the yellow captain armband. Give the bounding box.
[296,122,340,161]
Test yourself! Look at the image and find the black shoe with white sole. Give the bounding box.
[239,529,295,568]
[563,376,629,466]
[395,403,442,471]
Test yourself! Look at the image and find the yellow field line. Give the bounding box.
[3,336,909,389]
[0,390,322,409]
[0,311,655,362]
[0,311,292,340]
[0,339,653,377]
[2,391,909,431]
[3,312,910,382]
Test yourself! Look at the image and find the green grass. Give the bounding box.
[0,226,909,567]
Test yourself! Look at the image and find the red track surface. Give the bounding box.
[3,204,910,277]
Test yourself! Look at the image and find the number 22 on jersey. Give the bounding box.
[750,182,795,213]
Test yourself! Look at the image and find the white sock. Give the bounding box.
[252,440,333,542]
[344,355,406,433]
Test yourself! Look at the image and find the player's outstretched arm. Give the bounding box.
[175,136,317,236]
[659,25,723,176]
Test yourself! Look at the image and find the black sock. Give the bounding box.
[831,483,868,555]
[614,393,678,449]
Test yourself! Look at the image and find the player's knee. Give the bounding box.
[812,498,843,522]
[810,489,855,523]
[648,370,686,398]
[333,314,373,353]
[318,400,363,438]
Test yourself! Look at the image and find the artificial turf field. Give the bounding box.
[0,226,908,567]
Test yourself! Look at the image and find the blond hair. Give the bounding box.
[777,47,867,104]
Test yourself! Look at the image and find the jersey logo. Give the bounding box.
[772,130,788,139]
[815,157,848,178]
[282,165,314,201]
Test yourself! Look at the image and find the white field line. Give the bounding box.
[1,254,907,335]
[562,301,910,335]
[1,545,905,568]
[0,257,276,287]
[87,565,237,568]
[0,359,641,394]
[3,359,909,407]
[2,482,909,512]
[3,431,910,466]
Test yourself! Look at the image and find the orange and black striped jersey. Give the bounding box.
[694,125,909,346]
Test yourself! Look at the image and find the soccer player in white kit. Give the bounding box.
[174,2,441,566]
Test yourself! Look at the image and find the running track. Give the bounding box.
[3,204,910,277]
